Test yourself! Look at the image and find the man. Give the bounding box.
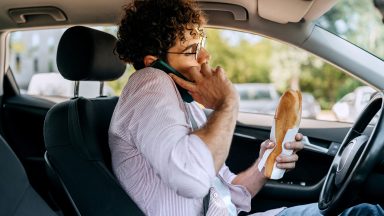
[109,0,383,215]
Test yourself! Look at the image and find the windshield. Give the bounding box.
[316,0,384,60]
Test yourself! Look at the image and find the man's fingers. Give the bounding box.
[213,66,227,80]
[295,133,303,141]
[186,66,203,82]
[260,140,275,150]
[169,74,196,92]
[273,135,303,170]
[200,62,212,77]
[284,141,304,152]
[276,162,296,169]
[201,62,212,73]
[276,154,299,163]
[276,154,299,169]
[259,139,275,156]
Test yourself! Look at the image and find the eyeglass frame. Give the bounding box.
[165,35,207,60]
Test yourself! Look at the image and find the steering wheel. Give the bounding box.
[319,91,384,215]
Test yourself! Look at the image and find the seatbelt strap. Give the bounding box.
[68,100,83,147]
[68,99,88,158]
[203,189,211,215]
[184,103,211,216]
[186,107,198,131]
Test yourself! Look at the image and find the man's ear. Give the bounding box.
[143,55,158,67]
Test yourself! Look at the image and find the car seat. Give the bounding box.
[44,26,144,216]
[0,134,57,216]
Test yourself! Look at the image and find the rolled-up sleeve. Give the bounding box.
[218,165,252,213]
[121,68,216,198]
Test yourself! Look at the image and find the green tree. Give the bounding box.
[207,29,272,83]
[300,56,362,109]
[269,42,309,92]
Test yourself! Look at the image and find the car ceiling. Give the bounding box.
[0,0,336,30]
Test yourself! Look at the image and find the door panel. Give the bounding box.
[2,95,54,160]
[1,73,57,209]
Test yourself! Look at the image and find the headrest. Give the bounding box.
[57,26,126,81]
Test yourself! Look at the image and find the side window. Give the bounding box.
[206,29,370,123]
[8,27,132,103]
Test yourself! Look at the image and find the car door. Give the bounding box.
[205,28,374,214]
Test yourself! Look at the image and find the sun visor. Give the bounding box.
[257,0,337,24]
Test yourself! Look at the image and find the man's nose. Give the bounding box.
[197,47,210,64]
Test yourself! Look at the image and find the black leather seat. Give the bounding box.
[44,26,144,216]
[0,135,57,216]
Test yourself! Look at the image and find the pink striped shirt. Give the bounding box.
[109,67,284,216]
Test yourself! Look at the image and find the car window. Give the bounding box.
[316,0,384,60]
[8,27,132,103]
[8,27,373,123]
[205,29,371,123]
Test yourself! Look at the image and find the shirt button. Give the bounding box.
[213,192,218,198]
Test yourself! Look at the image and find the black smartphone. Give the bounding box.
[151,59,194,103]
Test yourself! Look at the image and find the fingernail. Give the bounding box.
[276,157,281,162]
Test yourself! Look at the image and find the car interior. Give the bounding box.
[0,0,383,216]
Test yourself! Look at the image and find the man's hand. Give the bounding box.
[258,133,304,173]
[170,63,239,173]
[169,63,238,110]
[257,139,275,168]
[232,135,304,197]
[276,133,304,170]
[256,133,304,177]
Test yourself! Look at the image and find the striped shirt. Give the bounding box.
[109,67,284,216]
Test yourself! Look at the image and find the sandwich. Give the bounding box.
[264,89,302,178]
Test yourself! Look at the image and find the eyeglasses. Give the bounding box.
[166,36,207,60]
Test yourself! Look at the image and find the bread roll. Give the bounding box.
[264,90,302,178]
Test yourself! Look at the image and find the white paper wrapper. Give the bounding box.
[257,120,299,180]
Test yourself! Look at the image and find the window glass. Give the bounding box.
[8,27,133,103]
[205,29,369,123]
[8,27,373,123]
[316,0,384,60]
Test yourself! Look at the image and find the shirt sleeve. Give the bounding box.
[218,165,252,213]
[118,68,216,198]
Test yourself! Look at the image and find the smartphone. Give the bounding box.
[151,59,194,103]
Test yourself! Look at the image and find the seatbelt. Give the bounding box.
[68,100,86,155]
[203,189,211,215]
[186,106,198,131]
[68,98,90,159]
[185,103,211,216]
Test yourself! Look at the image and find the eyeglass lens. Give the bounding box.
[195,36,207,60]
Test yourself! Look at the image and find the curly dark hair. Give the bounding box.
[115,0,206,70]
